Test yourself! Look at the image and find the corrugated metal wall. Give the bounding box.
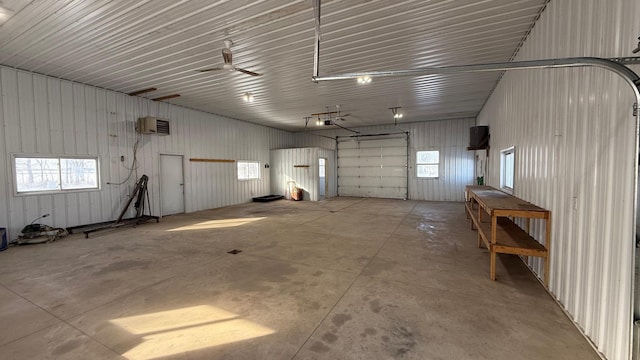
[295,119,475,201]
[269,147,337,201]
[477,1,640,359]
[0,66,294,239]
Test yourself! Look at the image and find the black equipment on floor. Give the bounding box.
[67,175,159,238]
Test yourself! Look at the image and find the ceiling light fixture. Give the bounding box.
[389,107,403,125]
[243,92,254,102]
[316,117,323,126]
[357,76,372,84]
[0,6,14,22]
[303,116,313,129]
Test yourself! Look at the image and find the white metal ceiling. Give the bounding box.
[0,0,548,131]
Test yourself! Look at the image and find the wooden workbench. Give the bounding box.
[464,185,550,286]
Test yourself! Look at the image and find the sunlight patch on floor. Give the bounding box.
[110,305,275,359]
[167,217,266,231]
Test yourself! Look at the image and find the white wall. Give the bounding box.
[270,147,337,201]
[0,66,294,239]
[477,1,640,359]
[295,118,475,201]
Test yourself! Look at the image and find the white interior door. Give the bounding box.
[160,154,185,215]
[337,136,408,199]
[319,158,326,199]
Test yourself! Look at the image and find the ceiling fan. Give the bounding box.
[196,40,262,76]
[334,104,350,121]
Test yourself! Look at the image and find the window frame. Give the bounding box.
[416,150,440,179]
[237,160,261,181]
[500,146,515,194]
[12,154,101,196]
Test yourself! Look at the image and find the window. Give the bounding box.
[500,147,515,193]
[14,155,99,194]
[237,161,260,180]
[416,150,439,178]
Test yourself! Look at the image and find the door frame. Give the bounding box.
[159,153,185,217]
[318,157,327,200]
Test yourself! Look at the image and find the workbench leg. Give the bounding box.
[544,213,552,287]
[490,250,496,281]
[477,206,483,247]
[490,215,498,280]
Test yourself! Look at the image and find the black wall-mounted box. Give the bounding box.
[469,126,489,149]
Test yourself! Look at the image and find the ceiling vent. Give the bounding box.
[137,116,170,135]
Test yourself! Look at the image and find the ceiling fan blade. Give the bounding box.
[236,68,263,76]
[222,48,232,65]
[196,67,223,72]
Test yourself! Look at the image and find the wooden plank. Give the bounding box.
[464,201,476,230]
[189,158,235,163]
[465,185,550,283]
[465,185,548,214]
[475,217,547,256]
[493,209,549,218]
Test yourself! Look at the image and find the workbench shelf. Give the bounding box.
[464,185,550,286]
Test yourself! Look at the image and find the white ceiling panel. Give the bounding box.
[0,0,548,130]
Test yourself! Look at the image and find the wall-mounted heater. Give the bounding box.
[137,116,170,135]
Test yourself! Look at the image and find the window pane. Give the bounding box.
[247,162,259,179]
[60,158,98,190]
[504,152,514,188]
[417,164,439,178]
[238,161,259,180]
[15,158,61,192]
[238,163,247,179]
[417,151,439,164]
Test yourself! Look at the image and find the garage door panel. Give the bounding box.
[381,148,407,156]
[380,156,407,166]
[340,177,405,188]
[337,136,407,199]
[344,139,402,149]
[339,177,382,187]
[337,147,406,157]
[339,186,406,199]
[339,157,406,167]
[339,167,406,177]
[337,186,365,197]
[382,177,407,187]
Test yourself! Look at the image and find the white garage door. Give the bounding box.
[337,136,408,199]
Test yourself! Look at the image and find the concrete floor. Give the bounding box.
[0,197,598,360]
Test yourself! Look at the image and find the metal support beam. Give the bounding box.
[312,57,639,87]
[312,0,321,78]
